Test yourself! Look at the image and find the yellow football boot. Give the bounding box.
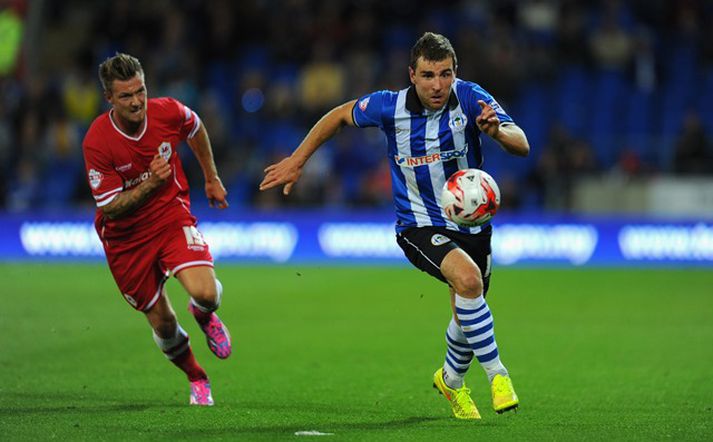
[491,373,519,413]
[432,368,481,420]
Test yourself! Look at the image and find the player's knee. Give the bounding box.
[454,272,483,298]
[191,281,219,307]
[192,287,217,306]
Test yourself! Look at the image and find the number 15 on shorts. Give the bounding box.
[183,225,207,251]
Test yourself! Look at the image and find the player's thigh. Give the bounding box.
[452,226,493,295]
[440,247,482,294]
[159,223,216,298]
[396,227,460,283]
[104,241,168,312]
[175,266,217,300]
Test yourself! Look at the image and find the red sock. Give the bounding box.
[171,346,208,381]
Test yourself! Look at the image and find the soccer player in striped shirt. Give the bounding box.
[260,32,529,419]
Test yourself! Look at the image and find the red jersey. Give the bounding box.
[82,97,202,242]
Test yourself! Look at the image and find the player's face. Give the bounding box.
[409,56,455,111]
[106,74,147,126]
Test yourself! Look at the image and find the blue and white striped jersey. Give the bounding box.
[352,78,514,234]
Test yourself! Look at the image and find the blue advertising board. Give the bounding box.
[1,209,712,266]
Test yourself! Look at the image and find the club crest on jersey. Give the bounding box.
[431,234,451,246]
[158,142,172,161]
[394,144,468,168]
[88,169,103,189]
[358,97,370,111]
[449,114,468,132]
[123,293,138,308]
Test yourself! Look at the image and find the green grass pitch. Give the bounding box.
[1,263,712,440]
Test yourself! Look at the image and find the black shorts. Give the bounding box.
[396,225,493,294]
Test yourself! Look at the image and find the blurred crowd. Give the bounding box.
[1,0,713,213]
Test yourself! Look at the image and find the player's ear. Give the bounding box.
[408,66,416,85]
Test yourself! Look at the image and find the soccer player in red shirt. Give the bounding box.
[82,53,231,406]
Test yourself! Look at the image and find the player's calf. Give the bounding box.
[152,324,212,401]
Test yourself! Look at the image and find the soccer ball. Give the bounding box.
[441,169,501,227]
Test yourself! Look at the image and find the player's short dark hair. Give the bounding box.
[98,53,144,93]
[410,32,457,71]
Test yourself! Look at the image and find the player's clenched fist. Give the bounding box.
[149,154,172,184]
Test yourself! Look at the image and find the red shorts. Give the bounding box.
[103,222,213,311]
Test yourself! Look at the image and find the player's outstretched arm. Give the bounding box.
[102,155,171,220]
[475,100,529,157]
[186,122,228,209]
[494,124,529,157]
[259,99,357,195]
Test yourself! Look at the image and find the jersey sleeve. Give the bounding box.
[82,140,124,208]
[352,90,388,129]
[166,97,202,140]
[460,81,514,126]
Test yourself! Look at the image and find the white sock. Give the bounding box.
[454,294,508,382]
[152,324,190,360]
[442,317,474,389]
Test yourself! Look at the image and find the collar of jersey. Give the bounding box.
[405,85,459,115]
[109,107,148,141]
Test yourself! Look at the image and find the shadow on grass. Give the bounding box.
[157,415,455,438]
[256,415,445,432]
[0,391,179,416]
[0,403,158,416]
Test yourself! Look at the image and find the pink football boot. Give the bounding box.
[188,303,232,359]
[189,379,214,406]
